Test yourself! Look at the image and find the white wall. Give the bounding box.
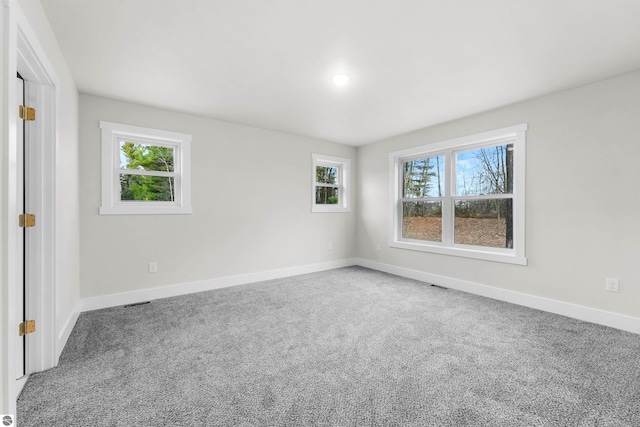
[79,94,357,299]
[357,70,640,319]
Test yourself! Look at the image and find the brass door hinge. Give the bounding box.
[19,105,36,121]
[19,213,36,228]
[19,320,36,337]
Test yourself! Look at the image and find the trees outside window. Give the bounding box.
[315,165,340,205]
[389,124,527,265]
[454,144,514,249]
[401,155,444,242]
[119,142,176,202]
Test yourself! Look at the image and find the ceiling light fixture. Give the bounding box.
[332,74,350,86]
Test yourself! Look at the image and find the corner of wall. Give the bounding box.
[0,0,5,411]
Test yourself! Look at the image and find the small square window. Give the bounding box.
[312,154,351,213]
[100,121,192,215]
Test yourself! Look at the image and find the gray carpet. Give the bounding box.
[17,266,640,426]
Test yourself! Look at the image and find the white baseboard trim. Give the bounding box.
[57,301,81,360]
[354,258,640,335]
[74,257,640,336]
[79,259,358,313]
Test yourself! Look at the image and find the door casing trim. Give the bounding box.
[2,0,58,414]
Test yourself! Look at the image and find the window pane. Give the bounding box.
[316,166,339,185]
[403,155,444,198]
[454,199,513,248]
[455,144,513,196]
[120,174,175,201]
[120,141,175,172]
[315,186,339,204]
[402,201,442,242]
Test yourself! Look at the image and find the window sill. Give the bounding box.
[311,206,351,213]
[100,205,193,215]
[389,240,527,265]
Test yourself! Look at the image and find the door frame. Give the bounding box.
[2,1,58,414]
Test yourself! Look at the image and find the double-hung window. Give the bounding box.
[389,124,527,264]
[312,154,350,212]
[100,121,192,215]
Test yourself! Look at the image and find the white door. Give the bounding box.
[16,74,26,380]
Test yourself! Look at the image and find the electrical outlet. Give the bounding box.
[605,277,619,293]
[376,243,382,251]
[148,262,158,273]
[328,242,333,251]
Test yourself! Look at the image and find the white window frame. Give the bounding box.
[312,154,351,213]
[389,124,527,265]
[100,121,192,215]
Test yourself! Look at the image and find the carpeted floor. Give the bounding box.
[17,266,640,426]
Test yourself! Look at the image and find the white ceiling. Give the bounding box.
[41,0,640,146]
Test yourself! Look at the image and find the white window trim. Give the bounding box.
[389,124,527,265]
[100,121,192,215]
[312,154,351,213]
